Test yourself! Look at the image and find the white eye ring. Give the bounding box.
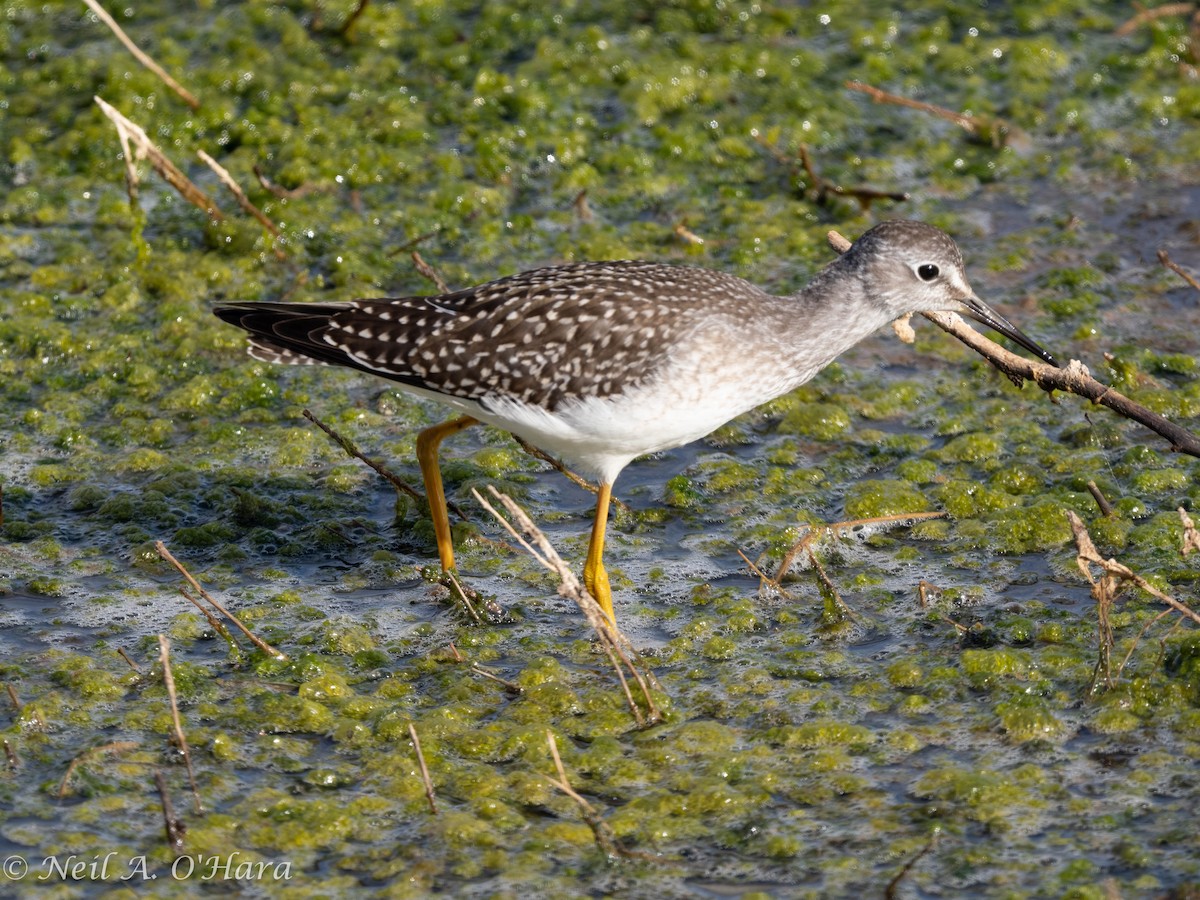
[915,263,940,282]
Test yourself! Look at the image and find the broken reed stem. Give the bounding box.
[544,730,622,857]
[158,636,201,814]
[845,79,1018,147]
[408,723,438,815]
[885,830,941,900]
[301,408,432,510]
[154,770,188,852]
[441,569,482,625]
[154,541,287,659]
[1115,3,1197,36]
[471,486,660,726]
[1068,511,1200,693]
[116,647,142,673]
[411,251,450,294]
[469,662,524,694]
[196,150,284,246]
[1086,481,1115,517]
[1068,512,1200,627]
[510,435,629,511]
[94,96,222,218]
[805,546,866,625]
[83,0,200,110]
[177,586,234,643]
[753,133,910,211]
[1181,507,1200,557]
[775,512,947,583]
[827,229,1200,459]
[1157,250,1200,291]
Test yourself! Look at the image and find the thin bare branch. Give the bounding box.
[1158,249,1200,291]
[845,80,1020,147]
[155,542,286,659]
[1087,481,1116,517]
[158,636,201,813]
[828,229,1200,459]
[82,0,200,109]
[408,723,437,814]
[301,408,432,510]
[94,96,222,218]
[59,741,139,799]
[472,486,661,725]
[1115,2,1196,36]
[197,150,283,241]
[154,770,188,852]
[412,251,450,294]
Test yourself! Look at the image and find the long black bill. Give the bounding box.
[959,295,1060,368]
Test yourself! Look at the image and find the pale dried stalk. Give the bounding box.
[197,149,281,238]
[408,723,437,815]
[471,486,660,725]
[1068,512,1200,627]
[83,0,200,109]
[155,541,286,659]
[94,96,222,218]
[158,635,201,813]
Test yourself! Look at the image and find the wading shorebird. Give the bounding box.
[215,220,1057,624]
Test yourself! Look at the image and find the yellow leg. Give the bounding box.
[583,482,616,624]
[415,415,478,571]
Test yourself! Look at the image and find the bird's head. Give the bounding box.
[849,220,1059,367]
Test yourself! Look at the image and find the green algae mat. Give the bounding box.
[3,1,1200,897]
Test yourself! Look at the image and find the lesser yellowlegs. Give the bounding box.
[215,220,1058,623]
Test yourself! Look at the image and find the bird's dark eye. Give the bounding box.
[916,263,940,282]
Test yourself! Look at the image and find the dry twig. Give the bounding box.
[886,830,941,900]
[155,542,286,659]
[1180,507,1200,557]
[1068,511,1200,692]
[674,222,705,245]
[94,96,222,217]
[154,770,188,852]
[1115,2,1196,37]
[827,229,1200,459]
[544,730,623,857]
[510,435,630,511]
[301,408,433,512]
[472,486,661,726]
[754,132,909,211]
[158,636,201,813]
[83,0,200,109]
[1158,249,1200,292]
[252,164,323,200]
[846,80,1021,148]
[408,723,438,814]
[197,150,283,243]
[412,251,451,294]
[1087,481,1116,517]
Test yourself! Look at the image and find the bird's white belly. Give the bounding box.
[478,354,799,484]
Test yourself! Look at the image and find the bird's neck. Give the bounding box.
[772,271,896,387]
